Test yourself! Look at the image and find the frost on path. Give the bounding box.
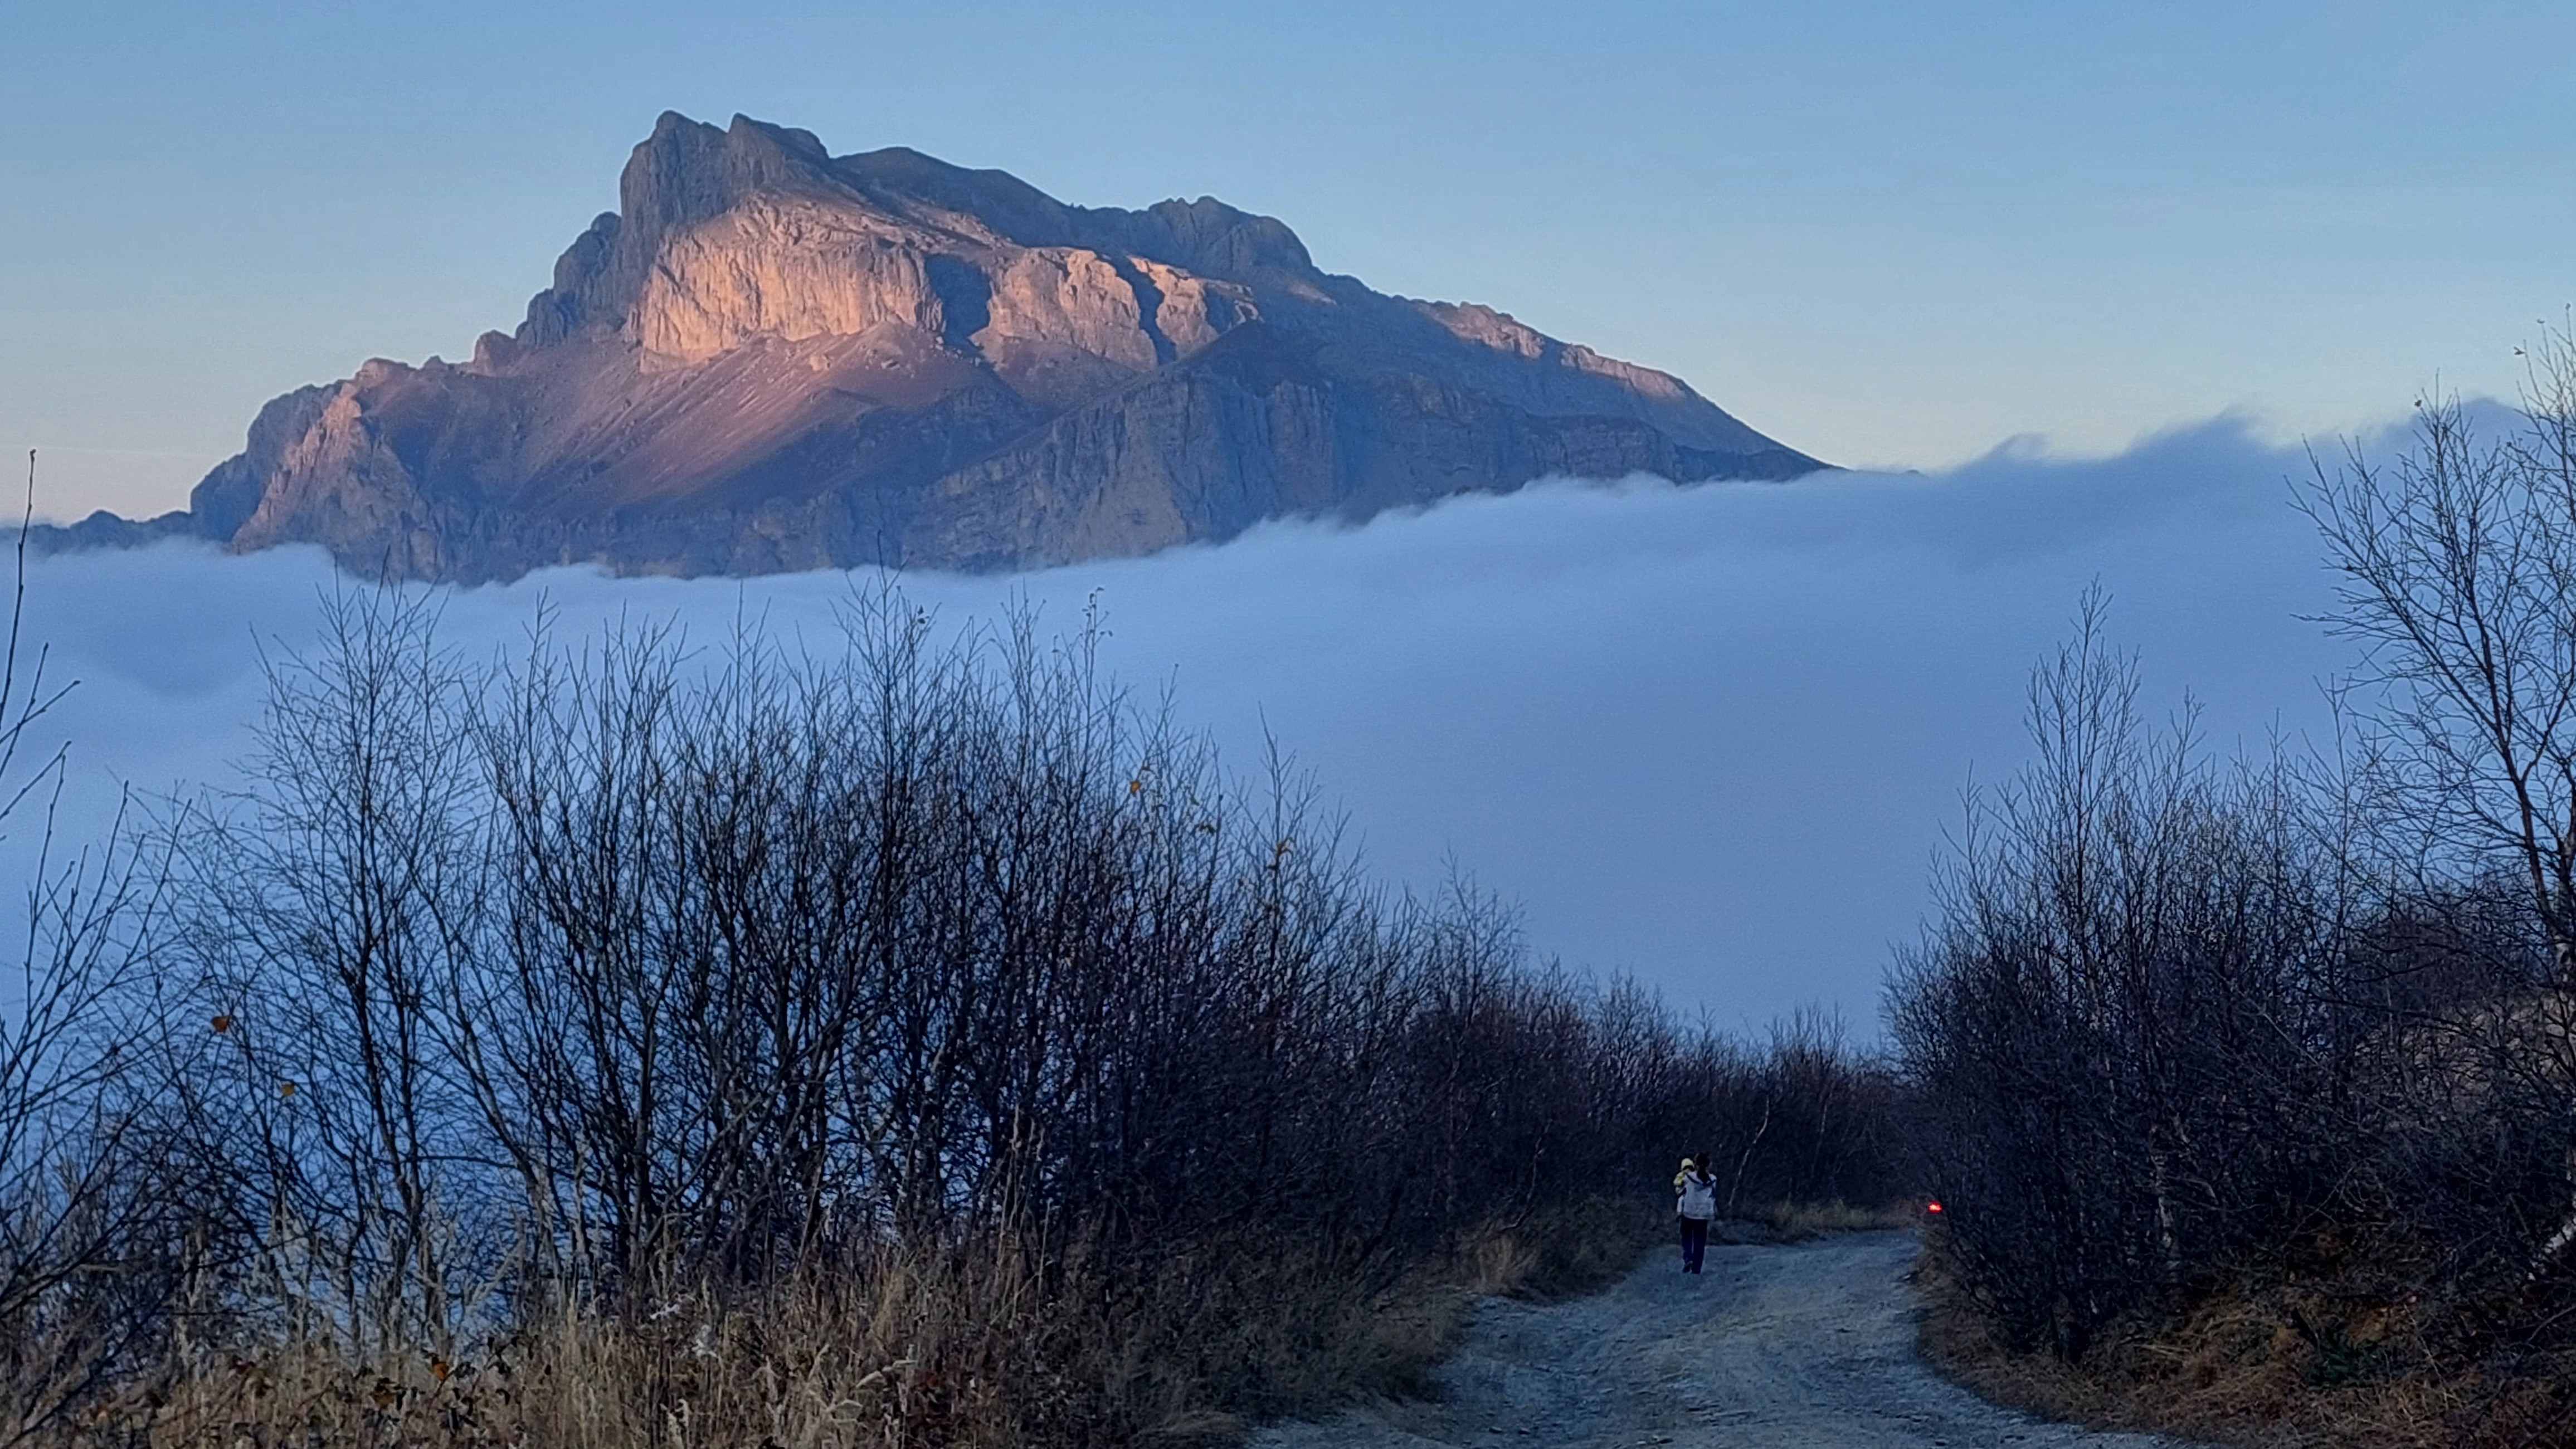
[1250,1231,2198,1449]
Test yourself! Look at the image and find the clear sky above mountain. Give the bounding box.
[7,1,2573,518]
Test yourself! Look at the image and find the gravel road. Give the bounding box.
[1249,1231,2196,1449]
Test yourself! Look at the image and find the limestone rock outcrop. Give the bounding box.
[53,113,1822,579]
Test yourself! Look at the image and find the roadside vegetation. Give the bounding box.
[0,536,1907,1447]
[1897,327,2576,1448]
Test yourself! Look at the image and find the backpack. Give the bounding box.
[1677,1173,1717,1220]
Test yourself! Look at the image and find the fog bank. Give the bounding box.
[14,414,2364,1027]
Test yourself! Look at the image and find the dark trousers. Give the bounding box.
[1678,1216,1708,1273]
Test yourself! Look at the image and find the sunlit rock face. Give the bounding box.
[60,112,1824,580]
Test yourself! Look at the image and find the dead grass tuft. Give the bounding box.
[40,1207,1673,1448]
[1915,1242,2576,1449]
[1759,1199,1916,1240]
[93,1242,1053,1449]
[1460,1228,1538,1298]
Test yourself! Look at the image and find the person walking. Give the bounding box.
[1674,1157,1716,1274]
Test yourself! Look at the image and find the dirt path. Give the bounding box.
[1250,1231,2195,1449]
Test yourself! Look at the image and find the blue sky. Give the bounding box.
[7,1,2574,516]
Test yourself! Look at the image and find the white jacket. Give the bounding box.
[1676,1174,1717,1221]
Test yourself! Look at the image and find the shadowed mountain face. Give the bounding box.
[54,113,1824,580]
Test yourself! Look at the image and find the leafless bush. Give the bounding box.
[1891,589,2356,1355]
[1899,369,2576,1432]
[0,458,215,1444]
[0,569,1908,1445]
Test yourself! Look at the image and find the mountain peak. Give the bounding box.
[49,112,1821,580]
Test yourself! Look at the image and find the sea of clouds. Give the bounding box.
[7,414,2399,1031]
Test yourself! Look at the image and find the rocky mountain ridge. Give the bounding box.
[47,112,1823,579]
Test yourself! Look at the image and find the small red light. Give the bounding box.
[1926,1200,1944,1214]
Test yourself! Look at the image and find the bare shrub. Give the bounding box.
[0,458,209,1444]
[0,574,1910,1445]
[1891,589,2352,1357]
[1886,589,2515,1431]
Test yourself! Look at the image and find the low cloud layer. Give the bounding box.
[12,416,2373,1028]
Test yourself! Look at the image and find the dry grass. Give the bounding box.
[1915,1243,2576,1449]
[40,1206,1674,1449]
[84,1242,1059,1449]
[1757,1199,1916,1240]
[1521,1199,1676,1299]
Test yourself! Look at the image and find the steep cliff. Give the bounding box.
[59,113,1822,579]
